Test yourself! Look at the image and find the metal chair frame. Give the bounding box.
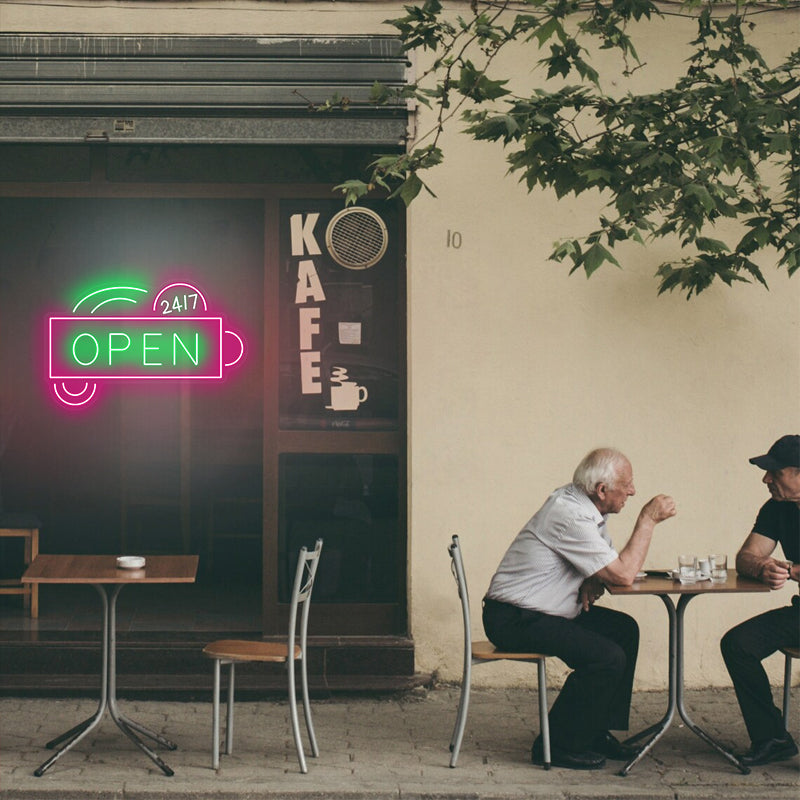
[203,538,323,773]
[448,534,551,769]
[782,645,799,731]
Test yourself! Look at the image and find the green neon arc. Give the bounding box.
[72,286,148,314]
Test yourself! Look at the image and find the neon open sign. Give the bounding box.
[48,281,244,407]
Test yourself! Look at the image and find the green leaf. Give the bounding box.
[767,132,792,153]
[333,180,371,206]
[695,237,730,253]
[394,173,425,205]
[457,62,509,102]
[684,183,716,212]
[583,242,621,276]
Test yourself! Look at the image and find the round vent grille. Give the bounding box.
[325,207,388,270]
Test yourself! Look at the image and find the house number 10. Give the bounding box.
[447,230,462,249]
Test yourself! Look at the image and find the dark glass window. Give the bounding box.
[0,197,264,574]
[278,453,400,604]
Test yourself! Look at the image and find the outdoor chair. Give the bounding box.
[202,538,323,772]
[447,534,551,769]
[782,645,799,730]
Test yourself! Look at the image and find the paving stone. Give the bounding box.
[0,687,796,799]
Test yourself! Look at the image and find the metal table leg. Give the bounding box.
[618,594,677,776]
[34,585,110,776]
[105,584,176,776]
[675,594,750,775]
[34,583,176,777]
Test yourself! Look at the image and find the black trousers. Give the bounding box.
[482,597,639,753]
[720,596,800,745]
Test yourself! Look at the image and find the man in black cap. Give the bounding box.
[721,434,800,767]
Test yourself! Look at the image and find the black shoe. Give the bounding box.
[592,731,640,761]
[531,737,606,770]
[738,735,798,767]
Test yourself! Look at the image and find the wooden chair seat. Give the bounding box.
[202,639,299,663]
[472,641,547,662]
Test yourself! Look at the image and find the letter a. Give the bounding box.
[290,213,321,256]
[296,260,326,304]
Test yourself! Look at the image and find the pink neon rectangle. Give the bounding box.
[49,316,223,380]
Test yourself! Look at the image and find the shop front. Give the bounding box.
[0,35,416,691]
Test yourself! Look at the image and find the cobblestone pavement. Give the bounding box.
[1,686,798,799]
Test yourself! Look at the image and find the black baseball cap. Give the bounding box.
[749,435,800,471]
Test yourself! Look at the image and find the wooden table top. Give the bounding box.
[21,554,199,584]
[605,571,770,596]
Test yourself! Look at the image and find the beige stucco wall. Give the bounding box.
[406,7,800,691]
[2,1,798,692]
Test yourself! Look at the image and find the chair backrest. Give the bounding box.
[448,535,473,663]
[288,538,324,659]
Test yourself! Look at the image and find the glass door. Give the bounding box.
[264,198,407,635]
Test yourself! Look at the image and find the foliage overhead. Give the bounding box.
[334,0,800,298]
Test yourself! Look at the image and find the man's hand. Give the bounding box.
[759,558,792,590]
[639,494,677,524]
[579,576,605,612]
[736,533,791,589]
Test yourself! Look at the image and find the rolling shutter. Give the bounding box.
[0,35,411,145]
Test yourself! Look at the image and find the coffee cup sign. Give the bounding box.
[326,367,368,411]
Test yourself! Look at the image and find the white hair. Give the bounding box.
[573,448,629,495]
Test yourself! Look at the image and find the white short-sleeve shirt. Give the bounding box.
[486,483,618,619]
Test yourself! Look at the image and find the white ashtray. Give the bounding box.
[634,571,647,581]
[116,555,146,570]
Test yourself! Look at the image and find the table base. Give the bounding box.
[34,584,177,777]
[619,593,750,776]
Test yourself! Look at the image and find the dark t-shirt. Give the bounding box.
[752,499,800,563]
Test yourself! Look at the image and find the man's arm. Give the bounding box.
[596,494,677,586]
[736,532,792,589]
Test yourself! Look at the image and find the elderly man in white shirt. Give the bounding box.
[483,447,676,770]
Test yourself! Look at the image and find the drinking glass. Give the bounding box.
[678,554,698,583]
[710,554,728,583]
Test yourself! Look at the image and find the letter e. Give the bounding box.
[300,351,322,394]
[299,307,321,350]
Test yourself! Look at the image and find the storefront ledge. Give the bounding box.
[0,671,433,697]
[0,635,422,695]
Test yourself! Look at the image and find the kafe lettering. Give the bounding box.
[290,213,324,395]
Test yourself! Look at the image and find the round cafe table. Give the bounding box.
[605,571,770,776]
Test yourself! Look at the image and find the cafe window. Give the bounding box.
[0,152,407,640]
